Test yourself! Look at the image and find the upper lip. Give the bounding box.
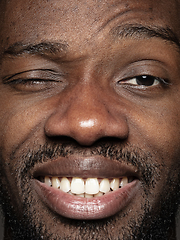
[33,156,140,179]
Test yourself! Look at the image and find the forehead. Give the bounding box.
[0,0,180,54]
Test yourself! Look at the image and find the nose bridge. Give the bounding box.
[70,81,105,123]
[45,80,129,145]
[64,81,111,142]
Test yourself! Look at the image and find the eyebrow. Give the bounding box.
[3,41,68,57]
[111,23,180,50]
[2,24,180,58]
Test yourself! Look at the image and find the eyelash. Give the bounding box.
[5,74,170,95]
[118,75,169,88]
[8,78,57,84]
[3,68,66,90]
[5,78,61,93]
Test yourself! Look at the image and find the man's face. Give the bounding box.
[0,0,180,239]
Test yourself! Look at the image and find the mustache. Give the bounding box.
[17,140,161,188]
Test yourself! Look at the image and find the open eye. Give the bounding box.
[121,75,160,87]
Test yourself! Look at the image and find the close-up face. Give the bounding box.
[0,0,180,239]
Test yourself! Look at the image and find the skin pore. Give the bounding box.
[0,0,180,239]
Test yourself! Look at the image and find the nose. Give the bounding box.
[44,82,129,146]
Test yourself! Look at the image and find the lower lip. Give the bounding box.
[34,179,139,220]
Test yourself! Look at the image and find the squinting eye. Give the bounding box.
[122,75,160,87]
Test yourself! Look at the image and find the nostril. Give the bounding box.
[44,95,129,146]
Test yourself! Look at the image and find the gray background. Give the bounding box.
[0,209,180,239]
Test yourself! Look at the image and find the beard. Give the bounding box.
[0,140,180,240]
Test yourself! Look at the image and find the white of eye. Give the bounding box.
[122,75,160,87]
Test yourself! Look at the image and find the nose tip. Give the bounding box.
[68,116,106,146]
[67,112,113,145]
[79,119,95,128]
[45,100,129,146]
[45,83,129,146]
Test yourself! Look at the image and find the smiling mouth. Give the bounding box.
[33,156,140,219]
[38,176,135,198]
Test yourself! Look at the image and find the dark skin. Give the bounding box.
[0,0,180,239]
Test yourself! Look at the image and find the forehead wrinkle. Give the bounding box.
[94,7,133,34]
[111,23,180,51]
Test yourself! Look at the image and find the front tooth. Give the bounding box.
[94,192,104,197]
[99,178,110,193]
[71,177,85,194]
[52,177,61,189]
[76,193,85,198]
[110,178,120,190]
[45,176,52,187]
[120,177,128,188]
[85,178,99,194]
[61,177,71,192]
[85,193,93,198]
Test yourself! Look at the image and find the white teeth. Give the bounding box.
[52,177,61,189]
[71,177,85,194]
[76,193,85,198]
[60,177,71,192]
[120,177,128,188]
[42,176,132,198]
[85,193,94,198]
[45,176,52,187]
[85,178,99,194]
[110,178,120,190]
[68,191,73,195]
[94,192,104,197]
[99,178,110,193]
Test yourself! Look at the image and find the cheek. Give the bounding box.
[129,100,180,168]
[0,97,50,157]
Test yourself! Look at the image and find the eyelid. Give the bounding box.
[2,69,66,83]
[6,78,58,85]
[2,69,68,93]
[118,75,170,87]
[114,58,171,81]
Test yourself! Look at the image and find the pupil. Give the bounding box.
[136,75,155,86]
